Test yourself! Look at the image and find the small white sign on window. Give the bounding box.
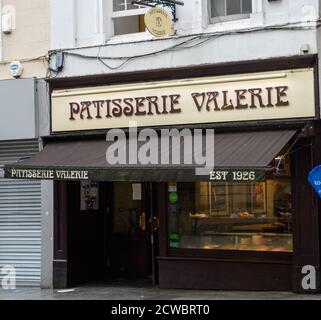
[168,182,177,192]
[132,183,142,201]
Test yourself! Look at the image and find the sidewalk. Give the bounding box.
[0,280,321,300]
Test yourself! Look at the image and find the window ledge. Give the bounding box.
[112,8,148,18]
[205,17,252,34]
[210,13,251,24]
[157,253,293,265]
[106,32,171,45]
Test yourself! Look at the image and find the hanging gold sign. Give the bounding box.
[144,7,173,37]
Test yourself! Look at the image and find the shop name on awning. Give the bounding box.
[5,167,266,182]
[8,168,89,180]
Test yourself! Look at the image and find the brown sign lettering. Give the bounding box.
[69,86,289,121]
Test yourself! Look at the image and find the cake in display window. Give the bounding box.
[168,177,293,252]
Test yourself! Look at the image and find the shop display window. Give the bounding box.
[168,159,292,252]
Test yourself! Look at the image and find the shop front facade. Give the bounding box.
[4,55,321,292]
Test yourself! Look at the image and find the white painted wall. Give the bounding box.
[50,0,76,49]
[52,27,317,77]
[47,0,321,109]
[50,0,110,49]
[75,0,107,47]
[47,0,321,113]
[50,0,320,49]
[263,0,319,24]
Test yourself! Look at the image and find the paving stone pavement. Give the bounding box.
[0,280,321,300]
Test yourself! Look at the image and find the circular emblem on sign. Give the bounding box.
[144,7,173,37]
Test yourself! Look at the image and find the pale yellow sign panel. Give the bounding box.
[51,68,316,133]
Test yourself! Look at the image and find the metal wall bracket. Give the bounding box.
[131,0,184,22]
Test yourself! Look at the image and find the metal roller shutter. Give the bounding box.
[0,140,41,286]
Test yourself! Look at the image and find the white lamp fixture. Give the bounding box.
[1,12,13,34]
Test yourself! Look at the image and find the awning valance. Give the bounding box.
[4,130,296,182]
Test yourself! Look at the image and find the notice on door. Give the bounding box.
[132,183,142,200]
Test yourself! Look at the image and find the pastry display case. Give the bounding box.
[177,215,293,252]
[180,232,293,252]
[168,178,293,252]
